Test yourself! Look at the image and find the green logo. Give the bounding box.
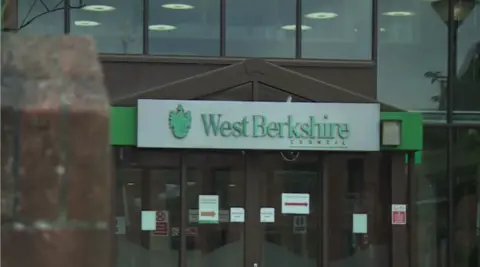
[169,105,191,139]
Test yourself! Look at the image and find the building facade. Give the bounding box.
[4,1,479,267]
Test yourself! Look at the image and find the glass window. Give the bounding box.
[148,0,220,56]
[414,127,448,267]
[301,0,372,60]
[377,0,447,111]
[70,0,142,54]
[17,0,64,34]
[456,5,480,111]
[225,0,295,58]
[452,127,479,267]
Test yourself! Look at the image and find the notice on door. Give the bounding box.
[391,204,407,225]
[282,193,310,214]
[260,207,275,223]
[230,207,245,223]
[199,195,219,224]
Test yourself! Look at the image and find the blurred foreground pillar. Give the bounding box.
[1,34,113,267]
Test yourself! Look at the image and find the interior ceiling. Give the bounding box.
[19,0,423,28]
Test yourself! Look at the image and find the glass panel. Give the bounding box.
[377,0,447,111]
[452,127,479,267]
[70,0,142,54]
[148,0,220,56]
[326,153,389,267]
[258,83,310,102]
[414,127,448,267]
[301,0,372,60]
[186,152,245,267]
[115,151,181,267]
[17,0,64,34]
[259,152,320,267]
[456,5,480,112]
[225,0,295,58]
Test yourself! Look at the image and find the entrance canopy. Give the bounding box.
[115,59,399,111]
[110,59,422,152]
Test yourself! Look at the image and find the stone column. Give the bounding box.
[1,34,113,267]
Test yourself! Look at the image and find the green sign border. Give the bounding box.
[110,107,423,152]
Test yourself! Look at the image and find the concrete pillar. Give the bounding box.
[1,34,113,267]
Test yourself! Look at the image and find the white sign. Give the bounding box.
[293,216,307,234]
[137,100,380,151]
[391,204,407,225]
[260,207,275,223]
[199,195,219,224]
[282,193,310,214]
[352,214,368,233]
[141,211,156,230]
[230,207,245,223]
[116,216,126,234]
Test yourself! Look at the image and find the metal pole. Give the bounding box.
[446,0,457,267]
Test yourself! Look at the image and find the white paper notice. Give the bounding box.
[282,193,310,214]
[352,214,368,234]
[260,207,275,223]
[199,195,219,224]
[230,207,245,222]
[141,211,156,230]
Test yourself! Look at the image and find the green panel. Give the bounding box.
[110,107,424,153]
[381,112,423,151]
[110,107,136,146]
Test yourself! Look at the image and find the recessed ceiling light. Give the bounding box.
[281,24,312,31]
[382,11,415,16]
[305,12,338,19]
[74,20,101,27]
[162,3,194,10]
[82,5,116,12]
[149,24,177,31]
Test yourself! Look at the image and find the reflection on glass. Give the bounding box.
[225,0,295,58]
[415,128,448,267]
[452,127,479,267]
[326,154,389,267]
[456,5,480,111]
[115,152,181,267]
[377,0,447,110]
[148,0,220,56]
[70,0,142,53]
[259,153,319,267]
[302,0,372,60]
[17,0,64,34]
[187,153,245,267]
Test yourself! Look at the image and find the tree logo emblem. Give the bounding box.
[169,104,191,139]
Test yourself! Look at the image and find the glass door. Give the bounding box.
[248,152,323,267]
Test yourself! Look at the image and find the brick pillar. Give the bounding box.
[1,34,113,267]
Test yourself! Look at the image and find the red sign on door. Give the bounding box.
[391,204,407,225]
[152,211,169,236]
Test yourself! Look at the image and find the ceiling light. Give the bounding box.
[74,20,101,27]
[162,3,194,10]
[228,184,236,187]
[382,11,415,16]
[380,27,387,32]
[305,12,338,19]
[82,5,116,12]
[149,24,177,31]
[281,24,312,31]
